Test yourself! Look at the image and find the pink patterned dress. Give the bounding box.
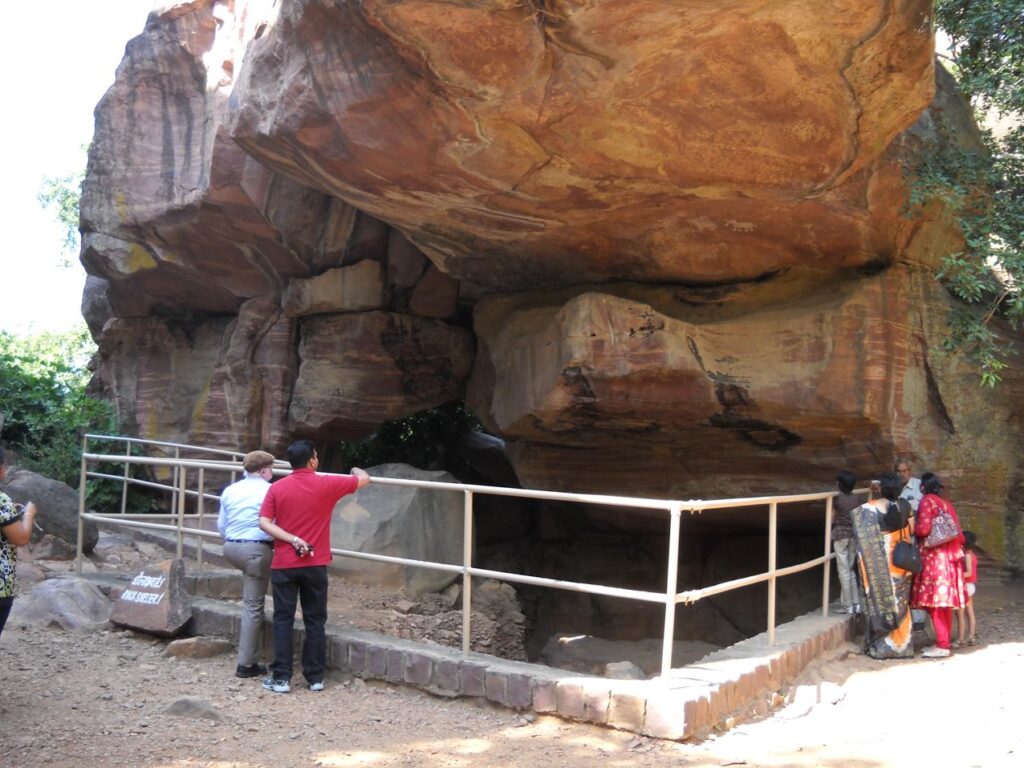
[911,494,966,609]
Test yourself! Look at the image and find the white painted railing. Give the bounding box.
[76,434,854,678]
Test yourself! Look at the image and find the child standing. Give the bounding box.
[957,530,978,647]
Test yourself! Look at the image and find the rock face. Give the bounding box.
[228,0,935,289]
[332,463,464,596]
[80,1,1024,569]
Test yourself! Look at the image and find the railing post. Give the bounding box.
[197,467,206,568]
[76,453,87,575]
[120,439,131,514]
[462,489,473,657]
[822,494,834,616]
[660,503,683,678]
[171,446,181,522]
[767,501,778,645]
[176,466,187,558]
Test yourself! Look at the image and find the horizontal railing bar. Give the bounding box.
[330,547,465,574]
[86,472,222,500]
[678,572,771,603]
[676,554,835,604]
[85,455,682,511]
[83,454,288,473]
[330,548,664,602]
[85,452,856,514]
[87,474,179,493]
[465,565,669,604]
[82,513,220,537]
[367,476,681,511]
[684,491,840,511]
[774,556,831,578]
[85,514,669,605]
[84,434,248,460]
[92,512,208,520]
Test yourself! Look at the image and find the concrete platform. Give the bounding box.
[85,567,853,741]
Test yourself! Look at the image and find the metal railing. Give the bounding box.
[76,434,853,678]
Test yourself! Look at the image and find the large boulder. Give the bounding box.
[9,577,112,631]
[331,463,464,596]
[0,469,99,554]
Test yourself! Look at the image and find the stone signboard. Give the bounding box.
[110,559,192,637]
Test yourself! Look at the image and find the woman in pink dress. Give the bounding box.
[911,472,966,658]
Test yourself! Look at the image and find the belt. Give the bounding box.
[226,539,273,546]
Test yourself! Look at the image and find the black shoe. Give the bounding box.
[235,662,267,679]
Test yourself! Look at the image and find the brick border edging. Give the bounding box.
[187,595,852,740]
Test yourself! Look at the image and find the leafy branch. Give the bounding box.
[911,1,1024,385]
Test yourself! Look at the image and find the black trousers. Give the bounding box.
[0,596,13,639]
[269,566,328,683]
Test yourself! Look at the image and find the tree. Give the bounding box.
[36,144,87,267]
[0,327,111,487]
[921,2,1024,385]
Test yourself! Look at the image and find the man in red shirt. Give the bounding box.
[258,439,370,693]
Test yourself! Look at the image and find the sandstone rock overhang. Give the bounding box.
[78,1,1024,567]
[227,0,936,289]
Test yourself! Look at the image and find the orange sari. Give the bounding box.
[852,500,914,659]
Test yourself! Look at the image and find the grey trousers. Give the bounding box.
[833,537,860,610]
[223,540,273,666]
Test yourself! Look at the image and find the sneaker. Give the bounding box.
[235,663,267,679]
[308,681,325,692]
[922,646,951,658]
[262,676,291,693]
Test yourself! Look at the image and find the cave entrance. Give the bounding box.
[471,493,836,677]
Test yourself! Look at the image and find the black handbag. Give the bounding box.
[892,527,922,574]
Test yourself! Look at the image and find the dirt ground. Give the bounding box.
[1,557,1022,768]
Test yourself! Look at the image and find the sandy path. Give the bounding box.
[1,580,1021,768]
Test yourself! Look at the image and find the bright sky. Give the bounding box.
[0,1,155,335]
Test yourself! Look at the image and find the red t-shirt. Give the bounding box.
[964,551,979,584]
[259,468,359,569]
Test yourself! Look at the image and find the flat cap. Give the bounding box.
[242,450,275,473]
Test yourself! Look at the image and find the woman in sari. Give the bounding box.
[851,472,915,659]
[912,472,966,658]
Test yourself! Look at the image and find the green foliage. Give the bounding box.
[938,1,1024,116]
[36,144,87,267]
[913,2,1024,385]
[337,401,482,474]
[0,326,110,486]
[80,440,162,516]
[37,173,84,266]
[0,328,158,513]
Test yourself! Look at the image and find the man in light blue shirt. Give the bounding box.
[218,450,276,678]
[895,457,923,512]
